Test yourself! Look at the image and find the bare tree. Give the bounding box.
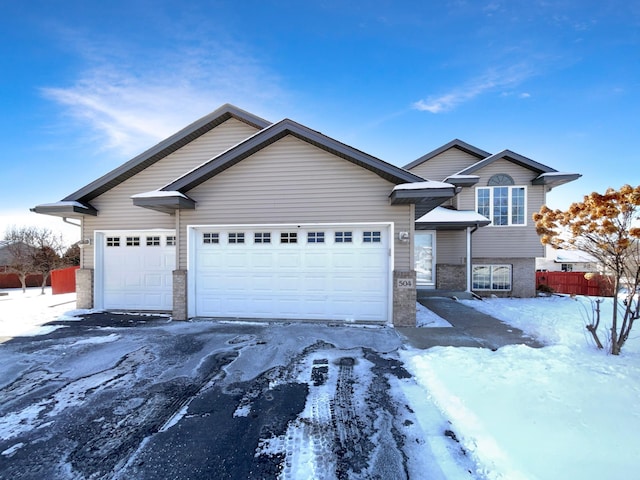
[534,185,640,355]
[3,226,66,294]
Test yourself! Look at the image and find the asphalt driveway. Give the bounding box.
[0,313,474,480]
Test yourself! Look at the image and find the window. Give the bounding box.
[335,231,353,243]
[203,233,219,244]
[254,232,271,244]
[561,263,573,272]
[477,186,526,226]
[472,265,512,291]
[229,232,245,244]
[126,236,140,247]
[106,237,120,247]
[146,236,161,246]
[363,231,381,243]
[281,232,297,244]
[307,232,325,243]
[166,236,176,246]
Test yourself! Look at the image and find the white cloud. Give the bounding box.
[412,63,534,113]
[42,39,285,156]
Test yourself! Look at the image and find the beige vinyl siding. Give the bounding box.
[408,148,481,181]
[457,159,546,258]
[436,230,467,264]
[82,118,259,267]
[178,135,412,269]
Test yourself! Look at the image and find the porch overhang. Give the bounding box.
[415,207,490,230]
[31,201,98,217]
[131,190,196,214]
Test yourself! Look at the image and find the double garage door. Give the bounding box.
[191,225,390,322]
[97,225,390,322]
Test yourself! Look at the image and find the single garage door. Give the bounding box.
[191,225,390,322]
[97,230,176,311]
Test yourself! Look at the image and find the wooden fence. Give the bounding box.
[536,271,614,297]
[51,266,80,295]
[0,272,48,289]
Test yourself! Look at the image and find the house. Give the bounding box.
[536,245,600,273]
[33,106,580,325]
[404,139,580,297]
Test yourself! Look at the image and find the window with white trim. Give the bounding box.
[106,237,120,247]
[307,232,325,243]
[126,236,140,247]
[229,232,245,244]
[472,265,512,291]
[363,231,381,243]
[166,236,176,246]
[477,185,526,226]
[146,236,161,246]
[254,232,271,244]
[335,231,353,243]
[203,233,219,244]
[281,232,297,244]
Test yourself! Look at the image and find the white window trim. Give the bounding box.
[476,185,527,227]
[472,264,512,291]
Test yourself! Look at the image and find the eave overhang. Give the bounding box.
[389,182,459,218]
[31,201,98,217]
[443,174,480,187]
[131,191,196,214]
[532,172,582,188]
[415,207,491,230]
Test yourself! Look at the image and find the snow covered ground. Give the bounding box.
[403,295,640,480]
[2,288,639,479]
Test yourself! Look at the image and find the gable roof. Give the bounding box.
[403,139,491,170]
[456,149,555,175]
[64,104,271,204]
[162,118,426,192]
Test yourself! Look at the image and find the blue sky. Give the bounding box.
[1,0,639,243]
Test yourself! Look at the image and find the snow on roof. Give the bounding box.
[130,190,188,199]
[554,249,597,263]
[35,201,89,208]
[416,206,490,223]
[392,180,454,191]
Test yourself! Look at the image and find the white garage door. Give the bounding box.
[191,225,390,322]
[97,231,175,311]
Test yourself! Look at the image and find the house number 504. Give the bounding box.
[396,278,415,288]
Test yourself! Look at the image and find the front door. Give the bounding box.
[415,231,436,286]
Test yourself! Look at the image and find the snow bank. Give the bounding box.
[403,295,640,480]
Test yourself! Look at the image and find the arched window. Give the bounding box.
[487,173,515,186]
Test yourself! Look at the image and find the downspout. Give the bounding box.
[63,217,81,227]
[63,217,83,269]
[466,224,481,292]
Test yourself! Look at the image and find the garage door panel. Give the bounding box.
[101,231,175,311]
[193,225,389,321]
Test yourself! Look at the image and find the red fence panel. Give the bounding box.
[51,266,80,295]
[0,273,47,289]
[536,271,614,297]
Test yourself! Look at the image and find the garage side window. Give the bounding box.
[146,236,161,246]
[106,237,120,247]
[166,236,176,246]
[307,232,325,243]
[229,233,245,244]
[335,231,353,243]
[126,236,140,247]
[203,233,219,244]
[281,232,297,244]
[363,231,381,243]
[254,232,271,244]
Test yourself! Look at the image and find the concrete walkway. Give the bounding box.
[397,296,543,350]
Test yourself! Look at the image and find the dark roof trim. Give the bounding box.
[31,201,98,217]
[443,174,480,187]
[63,104,271,203]
[457,149,556,176]
[132,194,196,214]
[532,172,582,188]
[404,139,491,170]
[163,119,425,193]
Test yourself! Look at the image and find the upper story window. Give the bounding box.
[477,174,526,226]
